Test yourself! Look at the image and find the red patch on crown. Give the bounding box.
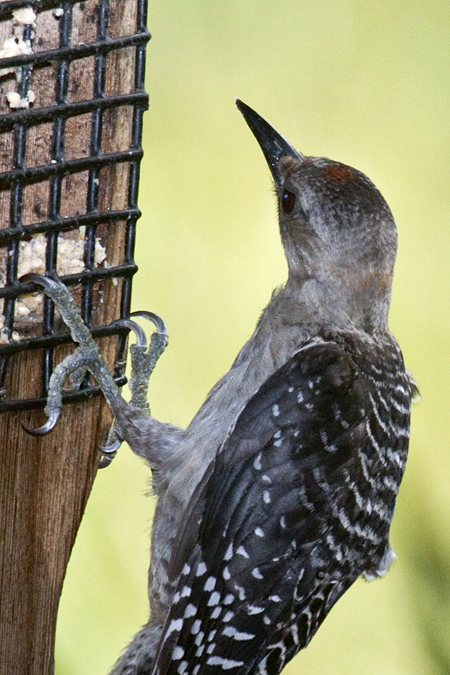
[323,165,355,184]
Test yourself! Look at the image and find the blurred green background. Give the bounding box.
[55,1,450,673]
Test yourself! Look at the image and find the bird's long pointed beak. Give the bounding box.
[236,99,303,188]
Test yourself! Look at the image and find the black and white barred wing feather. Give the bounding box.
[152,339,409,675]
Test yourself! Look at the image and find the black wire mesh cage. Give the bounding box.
[0,0,150,412]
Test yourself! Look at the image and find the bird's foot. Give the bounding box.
[19,274,168,467]
[97,313,168,467]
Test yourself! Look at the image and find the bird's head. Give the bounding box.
[237,99,398,334]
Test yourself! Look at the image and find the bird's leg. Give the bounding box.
[20,274,168,467]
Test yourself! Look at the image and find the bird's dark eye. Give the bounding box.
[281,190,296,214]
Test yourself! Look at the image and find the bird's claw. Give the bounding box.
[20,272,64,294]
[130,310,168,337]
[21,410,60,436]
[98,435,122,454]
[108,317,148,347]
[99,452,117,469]
[98,426,123,468]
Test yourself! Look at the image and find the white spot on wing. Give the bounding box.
[167,618,183,636]
[196,561,207,576]
[204,576,216,592]
[184,603,197,618]
[172,646,185,661]
[206,656,245,669]
[207,591,221,606]
[191,619,201,635]
[236,545,249,558]
[247,604,264,615]
[234,584,246,600]
[223,626,256,641]
[194,631,204,646]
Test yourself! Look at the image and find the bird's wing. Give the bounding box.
[152,340,382,675]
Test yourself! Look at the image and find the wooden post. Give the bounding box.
[0,2,148,673]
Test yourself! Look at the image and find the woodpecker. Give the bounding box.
[25,100,415,675]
